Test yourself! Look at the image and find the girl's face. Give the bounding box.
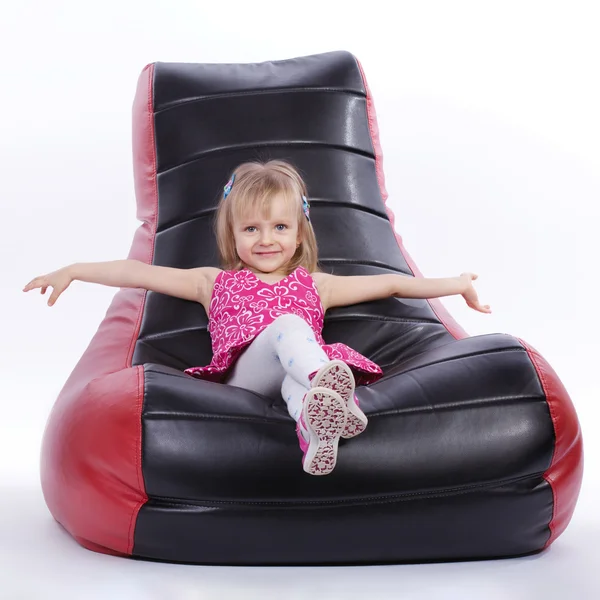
[232,195,301,275]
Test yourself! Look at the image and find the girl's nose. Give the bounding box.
[259,230,274,244]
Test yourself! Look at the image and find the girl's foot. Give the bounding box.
[296,387,347,476]
[310,360,368,439]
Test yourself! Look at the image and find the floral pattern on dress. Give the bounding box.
[184,267,383,386]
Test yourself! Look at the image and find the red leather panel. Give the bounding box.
[40,63,157,555]
[518,339,584,547]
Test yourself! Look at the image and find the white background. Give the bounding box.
[2,1,599,598]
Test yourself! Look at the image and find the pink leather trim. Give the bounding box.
[355,58,469,340]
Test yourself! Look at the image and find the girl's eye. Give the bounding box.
[244,225,287,233]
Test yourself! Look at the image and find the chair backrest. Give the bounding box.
[130,50,456,373]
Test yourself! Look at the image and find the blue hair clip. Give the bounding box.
[302,195,310,221]
[223,173,236,199]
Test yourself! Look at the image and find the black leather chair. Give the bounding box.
[40,50,583,564]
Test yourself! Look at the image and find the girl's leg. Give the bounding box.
[281,374,309,421]
[267,313,330,388]
[270,314,367,438]
[226,313,365,434]
[226,314,329,414]
[225,325,287,399]
[225,314,356,476]
[225,313,328,396]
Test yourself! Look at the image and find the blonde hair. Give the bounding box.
[214,159,320,274]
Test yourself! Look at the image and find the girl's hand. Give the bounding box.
[459,272,492,314]
[22,266,74,307]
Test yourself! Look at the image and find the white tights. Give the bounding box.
[224,314,330,421]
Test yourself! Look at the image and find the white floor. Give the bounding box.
[1,481,598,600]
[1,405,598,600]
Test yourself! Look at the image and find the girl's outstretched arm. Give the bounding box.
[317,271,491,314]
[23,259,216,307]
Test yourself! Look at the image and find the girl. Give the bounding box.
[23,160,491,477]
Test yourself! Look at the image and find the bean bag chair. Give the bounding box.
[40,50,583,564]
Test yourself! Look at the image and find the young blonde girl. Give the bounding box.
[23,160,491,476]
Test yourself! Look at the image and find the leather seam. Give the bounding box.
[157,141,375,175]
[154,87,367,114]
[145,472,547,508]
[517,338,558,544]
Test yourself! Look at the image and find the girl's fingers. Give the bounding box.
[469,300,491,313]
[49,285,66,306]
[22,278,51,294]
[24,279,41,291]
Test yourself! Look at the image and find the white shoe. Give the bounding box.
[296,387,347,476]
[310,360,368,439]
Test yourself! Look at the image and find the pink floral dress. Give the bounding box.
[184,266,383,386]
